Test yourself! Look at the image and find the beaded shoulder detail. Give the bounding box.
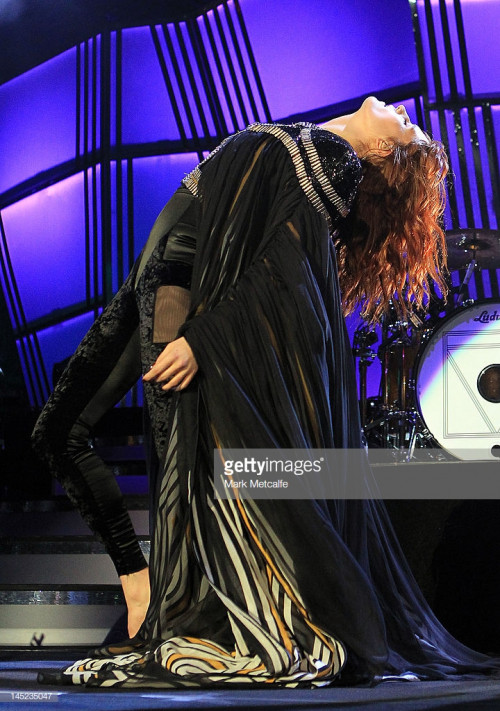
[182,132,236,199]
[247,122,355,228]
[182,122,361,231]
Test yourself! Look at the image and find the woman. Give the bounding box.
[33,97,493,687]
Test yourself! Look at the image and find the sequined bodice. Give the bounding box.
[183,122,362,232]
[248,122,361,227]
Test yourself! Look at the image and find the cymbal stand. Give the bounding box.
[352,326,377,428]
[456,258,476,306]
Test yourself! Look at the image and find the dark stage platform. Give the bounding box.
[2,659,500,710]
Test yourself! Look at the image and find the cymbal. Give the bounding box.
[446,228,500,269]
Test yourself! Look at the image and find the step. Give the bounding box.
[0,535,150,647]
[0,538,150,585]
[0,495,150,649]
[0,508,149,538]
[53,474,148,496]
[0,496,149,537]
[0,495,149,513]
[0,586,126,647]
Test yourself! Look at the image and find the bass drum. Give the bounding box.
[416,301,500,461]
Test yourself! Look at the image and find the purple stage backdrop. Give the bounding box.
[0,0,499,410]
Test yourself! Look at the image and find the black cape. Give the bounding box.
[60,124,499,687]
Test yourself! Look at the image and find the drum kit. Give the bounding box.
[354,229,500,462]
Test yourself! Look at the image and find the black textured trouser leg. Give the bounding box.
[32,277,147,576]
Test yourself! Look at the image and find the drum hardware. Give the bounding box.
[354,230,500,459]
[456,258,476,307]
[408,311,424,330]
[446,228,500,311]
[356,293,462,455]
[354,228,500,459]
[378,308,424,415]
[356,304,430,452]
[446,228,500,270]
[362,404,437,460]
[352,326,377,428]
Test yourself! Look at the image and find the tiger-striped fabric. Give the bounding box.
[63,410,345,687]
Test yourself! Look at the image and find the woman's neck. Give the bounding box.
[319,114,363,156]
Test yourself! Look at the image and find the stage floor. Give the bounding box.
[2,659,500,710]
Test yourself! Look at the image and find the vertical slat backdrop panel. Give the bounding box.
[0,2,268,405]
[410,0,500,306]
[0,214,49,406]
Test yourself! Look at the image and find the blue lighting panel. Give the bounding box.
[473,106,498,230]
[85,36,101,154]
[442,110,459,228]
[76,37,102,156]
[110,161,129,293]
[178,21,217,136]
[418,0,454,103]
[35,311,96,387]
[461,0,500,96]
[197,13,235,134]
[203,9,246,130]
[214,6,252,125]
[132,153,199,258]
[161,23,203,140]
[416,0,500,102]
[433,106,498,231]
[0,48,76,194]
[458,109,482,226]
[240,0,418,119]
[2,173,86,323]
[121,27,182,144]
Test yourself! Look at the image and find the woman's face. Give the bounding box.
[354,96,428,148]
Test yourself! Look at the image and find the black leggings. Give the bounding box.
[31,187,197,577]
[31,281,147,576]
[65,329,147,576]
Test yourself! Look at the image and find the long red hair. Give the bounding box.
[336,137,449,323]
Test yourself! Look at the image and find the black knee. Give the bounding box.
[65,418,94,464]
[31,411,91,465]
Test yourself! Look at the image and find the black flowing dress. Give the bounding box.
[39,123,499,687]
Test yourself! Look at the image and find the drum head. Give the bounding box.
[416,302,500,460]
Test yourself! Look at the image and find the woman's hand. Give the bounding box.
[143,337,198,391]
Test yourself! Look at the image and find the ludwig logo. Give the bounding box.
[474,310,500,324]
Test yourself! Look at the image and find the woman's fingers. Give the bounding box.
[162,369,196,392]
[143,345,177,381]
[151,359,184,384]
[161,368,187,390]
[143,337,198,390]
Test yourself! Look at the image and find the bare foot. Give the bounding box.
[119,567,150,638]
